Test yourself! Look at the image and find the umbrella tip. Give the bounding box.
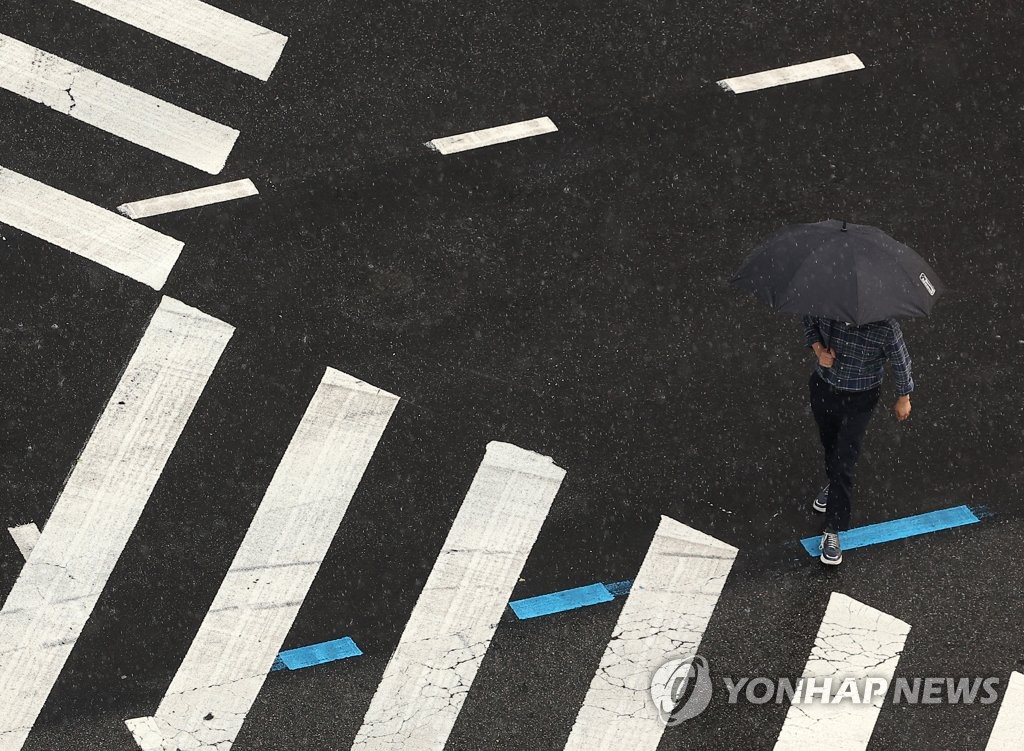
[841,220,847,231]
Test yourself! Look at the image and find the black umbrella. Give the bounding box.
[729,219,945,326]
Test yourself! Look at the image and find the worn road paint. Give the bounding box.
[509,583,613,620]
[603,579,633,598]
[425,116,557,155]
[799,505,983,556]
[773,593,910,750]
[0,165,183,289]
[68,0,288,81]
[125,368,398,751]
[351,442,565,751]
[118,179,258,220]
[0,297,233,751]
[271,637,363,672]
[986,671,1024,750]
[6,524,40,561]
[562,517,738,751]
[0,34,239,173]
[717,53,864,94]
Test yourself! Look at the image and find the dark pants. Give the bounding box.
[808,371,880,532]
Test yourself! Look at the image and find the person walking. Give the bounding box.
[803,315,914,565]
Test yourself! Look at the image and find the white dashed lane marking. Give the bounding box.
[717,53,865,94]
[425,116,558,155]
[117,178,259,220]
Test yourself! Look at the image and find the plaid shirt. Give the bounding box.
[802,316,914,396]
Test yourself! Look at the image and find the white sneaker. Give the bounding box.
[820,531,842,565]
[812,484,829,513]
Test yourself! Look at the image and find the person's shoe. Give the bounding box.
[820,530,842,565]
[812,484,829,513]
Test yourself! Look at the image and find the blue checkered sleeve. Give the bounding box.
[883,321,915,396]
[802,315,823,349]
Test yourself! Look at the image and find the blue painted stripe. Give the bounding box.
[604,579,633,598]
[272,637,362,671]
[271,579,637,667]
[800,505,984,556]
[509,583,613,620]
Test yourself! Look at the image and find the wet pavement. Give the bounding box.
[1,0,1022,749]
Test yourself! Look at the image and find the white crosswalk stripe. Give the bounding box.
[563,517,738,751]
[0,165,184,290]
[986,671,1024,750]
[772,592,910,750]
[68,0,288,81]
[0,33,240,174]
[0,297,233,751]
[352,442,565,751]
[126,368,399,751]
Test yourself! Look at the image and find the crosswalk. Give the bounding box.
[0,302,1016,748]
[3,321,1014,751]
[1,6,1020,751]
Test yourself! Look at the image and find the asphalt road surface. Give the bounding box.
[1,1,1022,749]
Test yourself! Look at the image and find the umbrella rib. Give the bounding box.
[853,251,866,324]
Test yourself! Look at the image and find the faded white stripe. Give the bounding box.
[773,593,910,750]
[563,517,738,751]
[0,34,239,173]
[125,368,399,751]
[986,671,1024,750]
[717,53,864,94]
[118,178,258,220]
[0,297,233,751]
[425,116,557,155]
[351,442,565,751]
[69,0,287,81]
[0,165,183,289]
[7,524,40,561]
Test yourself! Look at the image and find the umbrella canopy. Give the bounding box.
[729,219,945,326]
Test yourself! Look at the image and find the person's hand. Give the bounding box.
[817,347,837,368]
[893,396,911,421]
